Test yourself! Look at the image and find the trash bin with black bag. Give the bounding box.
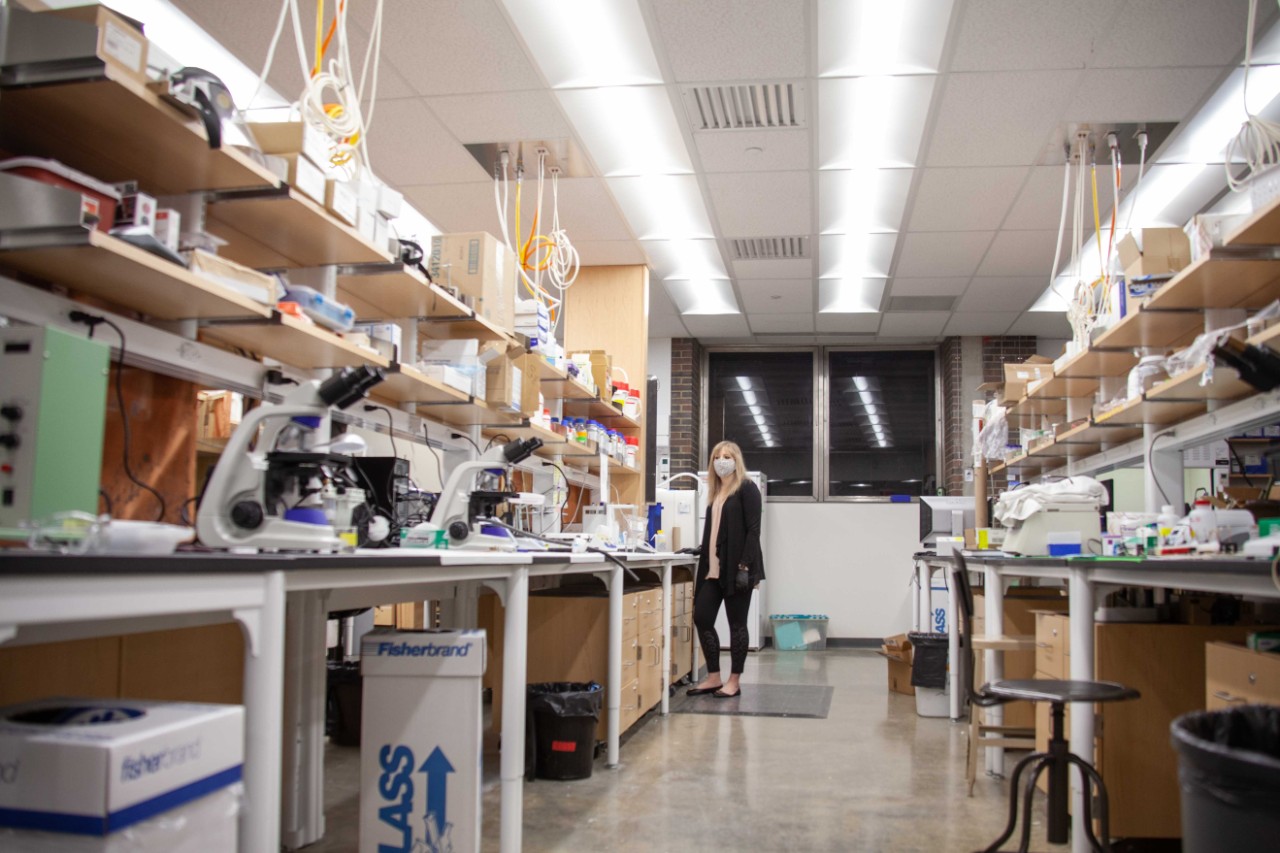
[525,681,603,780]
[1170,704,1280,852]
[325,660,362,746]
[908,631,949,717]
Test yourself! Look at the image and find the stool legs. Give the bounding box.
[1045,704,1069,844]
[982,751,1045,853]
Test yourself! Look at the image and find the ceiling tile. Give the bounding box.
[1066,67,1224,123]
[732,258,814,279]
[749,313,815,333]
[424,91,571,144]
[925,71,1080,167]
[533,178,634,241]
[648,313,692,338]
[737,279,815,313]
[651,0,809,82]
[607,175,714,240]
[401,183,500,233]
[645,240,730,280]
[956,277,1045,312]
[1090,0,1258,69]
[575,241,649,265]
[943,313,1019,336]
[975,231,1062,277]
[1006,312,1074,337]
[906,167,1029,231]
[893,232,996,278]
[1005,166,1073,231]
[681,313,753,339]
[879,312,949,337]
[816,313,881,334]
[708,172,812,236]
[889,277,971,296]
[368,100,489,185]
[649,281,680,316]
[380,0,545,95]
[949,0,1119,71]
[694,130,812,173]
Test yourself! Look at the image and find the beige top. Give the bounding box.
[707,492,729,580]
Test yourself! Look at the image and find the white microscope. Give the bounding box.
[197,366,385,551]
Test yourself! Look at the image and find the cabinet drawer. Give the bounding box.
[1207,641,1280,708]
[1035,612,1069,680]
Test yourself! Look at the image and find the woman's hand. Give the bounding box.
[735,564,751,591]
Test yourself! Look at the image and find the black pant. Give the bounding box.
[693,580,752,675]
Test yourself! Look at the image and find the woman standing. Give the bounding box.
[687,441,765,699]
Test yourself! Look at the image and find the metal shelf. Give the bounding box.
[207,187,391,269]
[202,311,390,370]
[0,65,279,195]
[0,229,270,321]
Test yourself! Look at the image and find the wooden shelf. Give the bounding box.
[1145,366,1254,405]
[563,397,642,430]
[1143,253,1280,311]
[202,311,390,370]
[1053,346,1139,379]
[481,421,562,448]
[1225,193,1280,247]
[372,364,469,407]
[1092,395,1207,427]
[0,66,279,195]
[530,357,570,383]
[1053,420,1143,449]
[207,188,391,269]
[1090,307,1204,352]
[0,229,271,321]
[541,374,598,402]
[1026,374,1100,400]
[334,264,513,340]
[195,436,230,456]
[563,450,641,475]
[1008,396,1067,421]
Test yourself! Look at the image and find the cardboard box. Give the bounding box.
[882,634,914,696]
[325,180,359,227]
[513,353,543,416]
[360,630,485,853]
[46,5,149,82]
[429,232,516,332]
[485,356,524,413]
[1116,227,1191,279]
[267,153,326,205]
[0,698,243,838]
[248,121,332,173]
[187,249,279,305]
[1002,357,1053,401]
[419,363,473,396]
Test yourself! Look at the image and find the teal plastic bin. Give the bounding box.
[770,614,829,651]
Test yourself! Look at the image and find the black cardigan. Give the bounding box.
[696,479,765,597]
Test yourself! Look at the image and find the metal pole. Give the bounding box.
[1068,566,1097,853]
[661,560,672,714]
[606,563,623,767]
[498,567,529,853]
[241,571,285,853]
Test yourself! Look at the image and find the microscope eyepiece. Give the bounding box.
[502,437,544,464]
[318,366,386,409]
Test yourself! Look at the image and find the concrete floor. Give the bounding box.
[306,648,1070,852]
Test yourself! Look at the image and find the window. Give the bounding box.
[705,348,939,501]
[826,350,937,498]
[706,351,816,498]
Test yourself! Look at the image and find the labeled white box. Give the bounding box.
[325,180,360,227]
[0,698,243,844]
[359,630,485,853]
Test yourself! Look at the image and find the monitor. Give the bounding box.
[919,496,976,546]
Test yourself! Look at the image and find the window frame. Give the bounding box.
[701,345,944,503]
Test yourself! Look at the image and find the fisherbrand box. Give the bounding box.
[360,629,485,853]
[0,698,243,839]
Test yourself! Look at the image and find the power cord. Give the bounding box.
[422,421,445,490]
[69,311,167,522]
[450,431,482,455]
[1147,430,1176,508]
[363,403,400,512]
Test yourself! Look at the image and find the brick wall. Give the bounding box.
[940,337,965,495]
[669,338,703,487]
[982,336,1039,382]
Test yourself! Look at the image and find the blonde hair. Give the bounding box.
[706,440,746,503]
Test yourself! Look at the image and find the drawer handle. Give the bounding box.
[1212,690,1246,704]
[1036,642,1052,649]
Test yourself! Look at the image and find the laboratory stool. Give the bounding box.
[949,553,1140,853]
[966,633,1036,796]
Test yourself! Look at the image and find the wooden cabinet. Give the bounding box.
[670,580,693,683]
[1206,641,1280,708]
[972,591,1067,728]
[1034,619,1266,838]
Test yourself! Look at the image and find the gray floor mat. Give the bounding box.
[672,683,834,719]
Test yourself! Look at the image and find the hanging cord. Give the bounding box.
[1227,0,1280,191]
[1122,130,1149,237]
[1048,158,1073,305]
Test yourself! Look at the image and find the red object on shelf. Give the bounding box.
[0,157,121,232]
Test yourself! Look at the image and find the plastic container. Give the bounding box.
[770,614,829,651]
[1170,706,1280,852]
[623,389,641,419]
[284,285,355,332]
[625,435,639,467]
[611,382,628,408]
[525,682,603,781]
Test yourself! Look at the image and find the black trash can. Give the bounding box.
[907,632,948,690]
[326,661,362,747]
[1170,705,1280,852]
[526,681,603,781]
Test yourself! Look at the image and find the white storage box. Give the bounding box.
[360,630,485,853]
[0,699,243,844]
[915,686,949,718]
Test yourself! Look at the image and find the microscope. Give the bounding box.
[408,437,544,550]
[197,366,386,551]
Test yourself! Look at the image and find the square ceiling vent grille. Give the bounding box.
[683,83,806,131]
[729,236,809,260]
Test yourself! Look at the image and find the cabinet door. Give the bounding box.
[1207,641,1280,707]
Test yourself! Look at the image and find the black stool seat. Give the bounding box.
[987,679,1140,705]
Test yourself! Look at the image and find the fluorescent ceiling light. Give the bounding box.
[819,76,935,169]
[747,405,762,416]
[94,0,288,109]
[818,278,886,313]
[819,234,897,279]
[742,390,758,406]
[818,0,954,77]
[557,87,693,176]
[737,377,753,390]
[665,278,738,315]
[647,240,730,281]
[1122,164,1213,229]
[852,376,869,391]
[607,175,714,239]
[500,0,662,89]
[819,169,913,234]
[1161,66,1280,164]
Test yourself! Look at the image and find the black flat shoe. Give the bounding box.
[686,685,721,696]
[712,687,742,699]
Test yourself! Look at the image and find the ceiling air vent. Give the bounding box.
[729,236,809,261]
[683,83,806,131]
[887,296,957,312]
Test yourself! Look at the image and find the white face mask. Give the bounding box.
[713,458,736,478]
